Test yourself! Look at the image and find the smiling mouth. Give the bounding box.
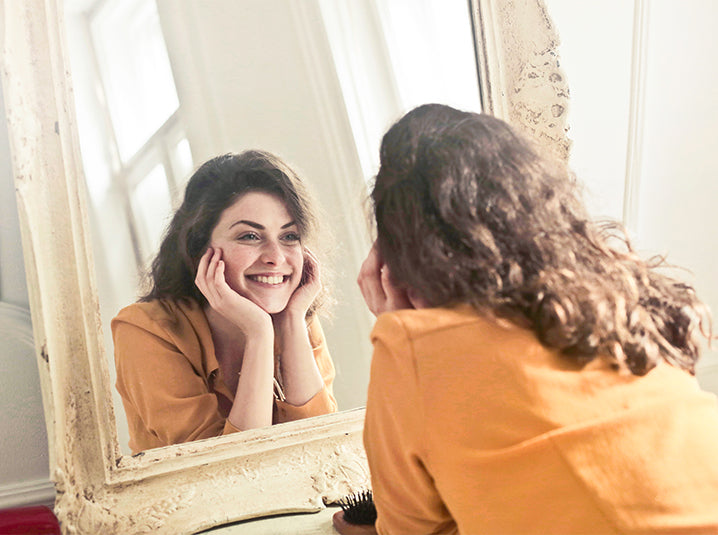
[247,274,288,285]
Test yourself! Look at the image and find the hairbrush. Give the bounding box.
[337,489,377,526]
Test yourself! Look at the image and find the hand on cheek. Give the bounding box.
[195,247,271,333]
[357,242,415,316]
[282,247,321,318]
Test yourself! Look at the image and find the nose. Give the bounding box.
[259,239,285,265]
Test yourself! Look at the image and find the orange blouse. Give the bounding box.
[364,305,718,534]
[111,299,337,454]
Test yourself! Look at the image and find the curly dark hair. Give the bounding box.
[141,150,329,317]
[372,103,711,375]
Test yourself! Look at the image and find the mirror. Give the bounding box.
[0,0,568,532]
[61,0,483,455]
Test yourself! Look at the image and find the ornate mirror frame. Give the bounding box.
[1,0,568,532]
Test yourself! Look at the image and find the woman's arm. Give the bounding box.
[364,315,456,534]
[273,317,338,423]
[272,248,325,406]
[195,247,275,430]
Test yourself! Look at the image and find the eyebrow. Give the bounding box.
[228,219,297,230]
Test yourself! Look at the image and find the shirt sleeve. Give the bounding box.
[274,316,339,423]
[112,310,239,452]
[364,313,457,535]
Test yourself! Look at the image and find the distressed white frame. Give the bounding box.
[0,0,568,533]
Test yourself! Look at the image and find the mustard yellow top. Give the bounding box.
[111,299,337,454]
[364,305,718,535]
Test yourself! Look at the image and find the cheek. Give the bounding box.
[221,249,253,282]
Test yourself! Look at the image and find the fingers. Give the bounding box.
[194,248,212,296]
[195,247,225,306]
[281,247,322,317]
[357,244,385,316]
[358,241,416,315]
[301,247,321,287]
[195,247,273,334]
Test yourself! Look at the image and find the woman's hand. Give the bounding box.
[278,247,322,320]
[332,510,378,535]
[196,248,274,430]
[195,247,272,334]
[357,241,415,316]
[271,248,324,406]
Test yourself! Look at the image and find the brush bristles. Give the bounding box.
[338,489,377,525]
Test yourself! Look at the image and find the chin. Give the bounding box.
[254,299,290,315]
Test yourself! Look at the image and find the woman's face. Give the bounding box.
[208,191,304,314]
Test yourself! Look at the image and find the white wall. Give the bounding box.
[0,84,53,508]
[636,0,718,391]
[546,0,718,393]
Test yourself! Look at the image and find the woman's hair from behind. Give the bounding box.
[141,149,328,316]
[372,103,711,375]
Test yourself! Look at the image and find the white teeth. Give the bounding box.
[252,275,284,285]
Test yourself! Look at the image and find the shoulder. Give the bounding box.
[111,298,206,340]
[371,305,543,372]
[372,304,520,341]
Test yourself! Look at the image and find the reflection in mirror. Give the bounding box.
[112,151,343,454]
[63,0,481,454]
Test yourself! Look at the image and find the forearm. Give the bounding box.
[274,312,324,406]
[227,332,275,430]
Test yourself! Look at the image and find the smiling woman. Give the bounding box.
[205,194,305,316]
[112,151,339,454]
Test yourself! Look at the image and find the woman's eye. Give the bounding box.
[237,232,260,241]
[282,232,301,243]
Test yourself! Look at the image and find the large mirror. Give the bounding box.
[61,0,483,455]
[0,0,568,532]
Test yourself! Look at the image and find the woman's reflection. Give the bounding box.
[111,150,337,454]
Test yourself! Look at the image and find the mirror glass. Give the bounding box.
[63,0,481,454]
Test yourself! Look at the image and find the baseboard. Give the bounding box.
[0,478,55,509]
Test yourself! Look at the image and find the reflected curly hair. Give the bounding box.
[372,104,711,375]
[141,150,328,317]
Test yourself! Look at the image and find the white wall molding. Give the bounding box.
[622,0,649,235]
[0,478,55,509]
[0,301,33,346]
[0,301,53,509]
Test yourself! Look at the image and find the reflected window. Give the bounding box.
[91,0,180,162]
[131,164,172,258]
[375,0,480,112]
[319,0,480,180]
[66,0,193,272]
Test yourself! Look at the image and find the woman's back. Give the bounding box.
[364,305,718,534]
[356,104,718,535]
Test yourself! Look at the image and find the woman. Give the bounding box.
[355,104,718,534]
[112,150,337,454]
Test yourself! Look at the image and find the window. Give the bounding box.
[66,0,193,271]
[319,0,480,179]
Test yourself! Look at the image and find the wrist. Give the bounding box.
[273,308,306,328]
[240,307,274,331]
